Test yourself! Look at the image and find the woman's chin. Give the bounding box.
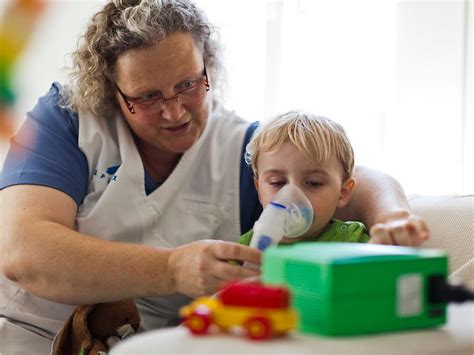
[160,138,197,154]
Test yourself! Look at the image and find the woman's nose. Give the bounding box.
[160,99,185,121]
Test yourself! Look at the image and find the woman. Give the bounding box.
[0,0,428,352]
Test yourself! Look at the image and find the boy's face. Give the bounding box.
[255,141,354,241]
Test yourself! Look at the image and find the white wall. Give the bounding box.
[388,0,468,195]
[204,0,473,195]
[1,0,471,195]
[12,0,104,117]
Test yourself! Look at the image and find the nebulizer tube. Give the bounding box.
[245,185,314,270]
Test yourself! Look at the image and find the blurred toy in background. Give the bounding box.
[180,282,297,340]
[0,0,46,138]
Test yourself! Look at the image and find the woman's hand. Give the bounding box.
[167,240,261,298]
[368,211,430,246]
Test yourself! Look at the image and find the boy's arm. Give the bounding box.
[335,166,429,246]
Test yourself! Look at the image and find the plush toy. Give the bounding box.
[52,299,140,355]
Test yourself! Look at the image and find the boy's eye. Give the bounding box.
[306,181,323,187]
[269,181,286,187]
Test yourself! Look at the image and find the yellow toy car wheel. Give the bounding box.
[186,311,212,335]
[244,316,271,340]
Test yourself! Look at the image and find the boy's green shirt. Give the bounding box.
[239,218,370,246]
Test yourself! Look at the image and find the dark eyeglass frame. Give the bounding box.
[115,67,210,115]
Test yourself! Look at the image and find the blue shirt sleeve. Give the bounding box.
[239,121,262,234]
[0,82,89,206]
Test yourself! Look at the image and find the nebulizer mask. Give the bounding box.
[245,184,314,270]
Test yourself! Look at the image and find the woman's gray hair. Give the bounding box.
[61,0,224,118]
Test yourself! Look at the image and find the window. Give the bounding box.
[199,0,472,195]
[5,0,472,195]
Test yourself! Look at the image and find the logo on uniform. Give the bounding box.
[93,164,120,183]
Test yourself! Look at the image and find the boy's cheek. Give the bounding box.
[257,187,274,207]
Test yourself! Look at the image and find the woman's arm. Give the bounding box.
[0,185,260,304]
[335,166,429,246]
[0,185,175,304]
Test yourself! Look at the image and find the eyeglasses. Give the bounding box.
[116,67,210,115]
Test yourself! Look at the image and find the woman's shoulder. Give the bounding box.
[31,82,79,134]
[211,105,260,139]
[1,82,88,206]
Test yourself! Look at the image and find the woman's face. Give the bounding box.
[114,33,211,156]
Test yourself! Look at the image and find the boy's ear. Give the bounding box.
[253,176,259,190]
[253,176,263,202]
[337,177,356,208]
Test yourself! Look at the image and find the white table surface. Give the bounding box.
[111,304,474,355]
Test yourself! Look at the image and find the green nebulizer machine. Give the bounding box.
[262,242,453,336]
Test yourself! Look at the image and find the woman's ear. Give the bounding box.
[337,177,356,208]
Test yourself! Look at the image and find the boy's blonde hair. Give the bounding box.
[246,110,354,180]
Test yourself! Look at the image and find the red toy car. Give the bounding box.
[180,282,297,340]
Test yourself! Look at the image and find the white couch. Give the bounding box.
[111,195,474,355]
[409,194,473,289]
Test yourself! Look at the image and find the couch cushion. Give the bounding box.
[409,195,473,289]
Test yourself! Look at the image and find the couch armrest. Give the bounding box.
[408,195,474,289]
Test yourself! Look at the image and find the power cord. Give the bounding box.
[429,275,474,304]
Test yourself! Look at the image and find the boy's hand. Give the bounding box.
[368,211,430,246]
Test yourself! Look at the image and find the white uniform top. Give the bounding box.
[0,106,249,350]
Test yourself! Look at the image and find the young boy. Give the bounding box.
[240,110,369,246]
